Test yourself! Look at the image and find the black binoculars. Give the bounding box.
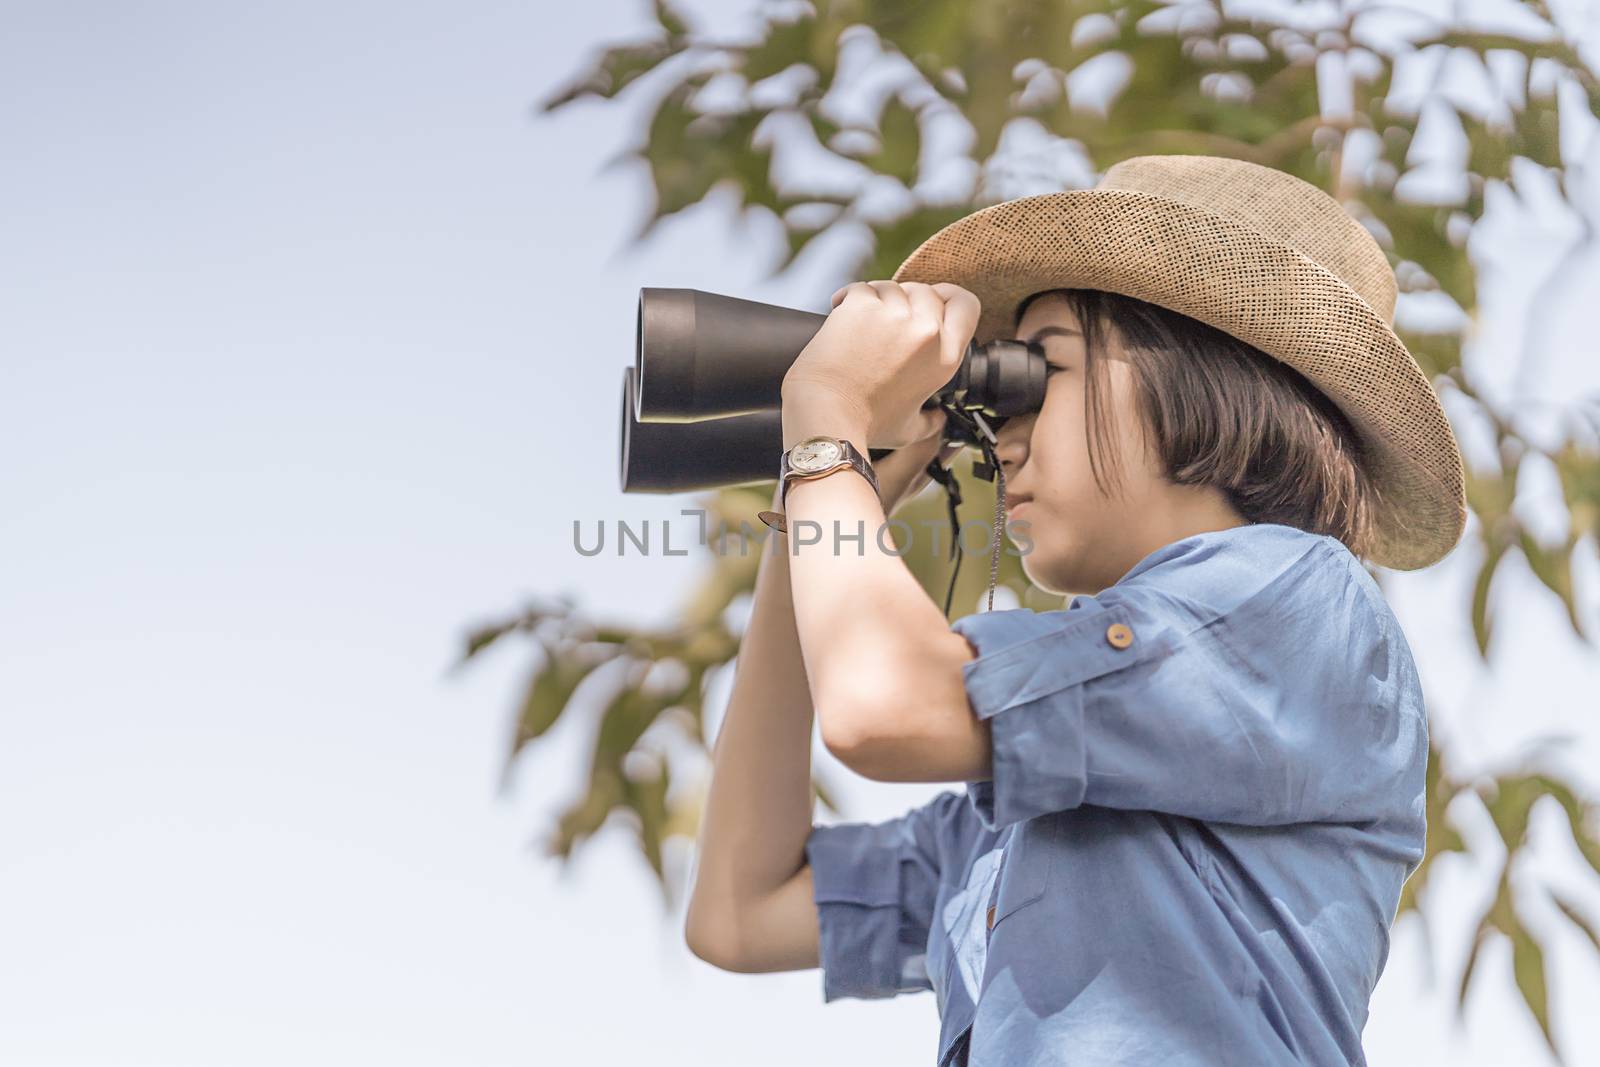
[619,288,1052,494]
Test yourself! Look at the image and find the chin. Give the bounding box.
[1034,571,1079,599]
[1012,517,1073,596]
[1019,543,1108,600]
[1016,547,1069,599]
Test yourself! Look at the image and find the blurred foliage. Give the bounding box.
[465,0,1600,1055]
[1402,741,1600,1057]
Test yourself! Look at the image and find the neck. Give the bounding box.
[1120,483,1250,576]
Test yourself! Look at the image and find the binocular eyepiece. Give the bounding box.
[620,288,1051,493]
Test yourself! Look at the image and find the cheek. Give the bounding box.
[1030,396,1095,499]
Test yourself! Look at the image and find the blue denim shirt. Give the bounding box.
[803,523,1427,1066]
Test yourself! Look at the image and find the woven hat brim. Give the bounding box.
[892,188,1467,571]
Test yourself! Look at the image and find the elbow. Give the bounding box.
[684,907,745,972]
[815,667,880,761]
[817,642,968,780]
[818,705,869,769]
[683,926,731,971]
[819,701,906,782]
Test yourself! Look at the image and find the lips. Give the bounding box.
[1005,496,1033,517]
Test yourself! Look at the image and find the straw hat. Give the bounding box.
[891,153,1467,571]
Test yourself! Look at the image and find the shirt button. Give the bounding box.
[986,904,996,930]
[1106,623,1134,649]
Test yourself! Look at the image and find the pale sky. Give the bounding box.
[2,1,1599,1064]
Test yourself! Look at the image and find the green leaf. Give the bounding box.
[1553,440,1600,542]
[1398,330,1464,379]
[867,96,923,187]
[547,767,623,860]
[1509,917,1555,1057]
[457,618,522,665]
[454,600,579,671]
[633,85,780,238]
[868,0,983,71]
[1366,198,1479,311]
[622,753,673,888]
[1457,903,1496,1013]
[1470,538,1507,659]
[1549,888,1600,957]
[1536,778,1600,878]
[653,0,689,40]
[861,204,978,281]
[1483,773,1550,856]
[1517,528,1588,643]
[507,636,610,763]
[1400,740,1470,919]
[592,669,673,760]
[538,38,680,111]
[739,11,819,84]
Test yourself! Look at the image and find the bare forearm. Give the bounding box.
[780,397,985,778]
[684,489,821,966]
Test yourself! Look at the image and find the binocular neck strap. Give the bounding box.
[926,406,1007,618]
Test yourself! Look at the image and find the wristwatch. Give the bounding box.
[757,435,880,533]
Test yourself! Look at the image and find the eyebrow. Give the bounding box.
[1024,326,1082,344]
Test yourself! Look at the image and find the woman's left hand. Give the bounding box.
[781,280,981,449]
[875,426,966,518]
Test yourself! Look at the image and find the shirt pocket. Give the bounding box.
[989,814,1056,928]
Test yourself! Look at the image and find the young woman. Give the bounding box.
[682,154,1465,1066]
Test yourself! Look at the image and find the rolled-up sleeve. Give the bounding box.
[803,790,966,1002]
[952,536,1424,833]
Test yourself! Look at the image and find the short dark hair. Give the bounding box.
[1014,288,1382,560]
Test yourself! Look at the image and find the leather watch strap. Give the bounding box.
[758,436,879,533]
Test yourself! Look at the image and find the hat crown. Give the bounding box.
[1098,155,1398,323]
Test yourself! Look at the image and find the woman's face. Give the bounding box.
[995,292,1239,596]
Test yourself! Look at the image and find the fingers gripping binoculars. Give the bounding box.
[619,288,1053,494]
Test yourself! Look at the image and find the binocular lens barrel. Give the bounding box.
[634,288,830,422]
[621,288,1050,494]
[619,367,783,492]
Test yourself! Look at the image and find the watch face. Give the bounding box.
[791,438,843,473]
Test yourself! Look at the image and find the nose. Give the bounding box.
[993,411,1033,475]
